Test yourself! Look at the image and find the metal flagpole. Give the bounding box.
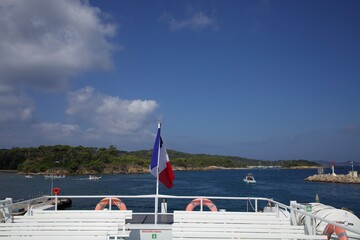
[50,175,54,196]
[154,122,161,224]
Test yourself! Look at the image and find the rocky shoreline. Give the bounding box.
[305,173,360,184]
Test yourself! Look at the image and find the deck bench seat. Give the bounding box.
[0,210,132,240]
[172,211,327,240]
[0,222,120,228]
[0,230,130,240]
[29,210,132,218]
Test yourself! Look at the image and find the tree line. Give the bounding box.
[0,145,321,174]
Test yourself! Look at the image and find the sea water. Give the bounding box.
[0,168,359,217]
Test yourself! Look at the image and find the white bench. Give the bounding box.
[29,209,132,218]
[0,210,132,240]
[172,211,327,240]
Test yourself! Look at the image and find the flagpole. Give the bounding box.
[154,122,161,224]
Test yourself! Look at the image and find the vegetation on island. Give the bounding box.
[0,145,321,174]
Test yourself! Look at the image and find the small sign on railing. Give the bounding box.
[305,205,312,212]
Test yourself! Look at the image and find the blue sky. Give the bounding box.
[0,0,359,162]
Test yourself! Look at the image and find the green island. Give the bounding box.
[0,145,321,174]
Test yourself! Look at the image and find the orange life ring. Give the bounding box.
[323,223,348,240]
[185,198,218,211]
[53,188,61,196]
[95,197,127,210]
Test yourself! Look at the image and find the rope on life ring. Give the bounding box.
[185,198,218,212]
[323,223,348,240]
[95,197,127,210]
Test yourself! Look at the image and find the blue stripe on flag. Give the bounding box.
[150,127,161,170]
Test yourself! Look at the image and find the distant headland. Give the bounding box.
[0,145,323,175]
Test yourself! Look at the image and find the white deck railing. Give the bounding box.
[2,194,360,237]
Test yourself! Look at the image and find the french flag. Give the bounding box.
[150,125,174,189]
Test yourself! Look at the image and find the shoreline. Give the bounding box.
[0,170,18,173]
[5,165,324,175]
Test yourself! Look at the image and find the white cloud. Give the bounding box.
[32,122,80,140]
[160,11,218,32]
[0,86,159,147]
[0,91,34,122]
[0,0,117,91]
[0,1,160,149]
[66,87,159,135]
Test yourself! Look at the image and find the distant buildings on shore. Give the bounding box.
[248,165,282,169]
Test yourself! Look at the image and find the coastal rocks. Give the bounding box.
[305,173,360,184]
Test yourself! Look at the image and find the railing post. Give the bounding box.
[55,196,58,211]
[161,198,167,213]
[27,202,30,215]
[255,199,258,212]
[109,197,112,211]
[290,201,297,225]
[304,204,314,235]
[2,198,13,223]
[200,197,203,211]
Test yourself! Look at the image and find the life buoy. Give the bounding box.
[52,188,61,196]
[323,223,348,240]
[95,198,127,210]
[185,198,218,211]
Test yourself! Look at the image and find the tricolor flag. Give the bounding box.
[150,125,174,189]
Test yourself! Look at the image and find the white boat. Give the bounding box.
[24,175,33,179]
[244,173,256,183]
[89,175,102,180]
[44,174,66,179]
[1,194,360,240]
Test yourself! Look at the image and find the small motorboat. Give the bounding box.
[24,175,33,179]
[243,173,256,183]
[89,175,102,180]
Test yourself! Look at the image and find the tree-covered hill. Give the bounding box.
[0,145,321,174]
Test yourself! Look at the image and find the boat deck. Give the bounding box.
[1,195,360,240]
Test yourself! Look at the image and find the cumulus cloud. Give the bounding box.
[0,90,34,122]
[0,0,117,91]
[32,122,80,140]
[66,87,159,135]
[0,87,159,148]
[160,11,218,32]
[0,1,160,149]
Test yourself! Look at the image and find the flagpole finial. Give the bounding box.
[157,122,161,129]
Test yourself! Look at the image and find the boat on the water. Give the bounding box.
[89,175,102,180]
[244,173,256,183]
[24,175,33,179]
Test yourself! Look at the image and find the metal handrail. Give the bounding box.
[290,201,360,235]
[3,194,360,237]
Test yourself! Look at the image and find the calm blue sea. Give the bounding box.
[1,168,359,217]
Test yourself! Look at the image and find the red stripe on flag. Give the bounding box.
[159,161,174,189]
